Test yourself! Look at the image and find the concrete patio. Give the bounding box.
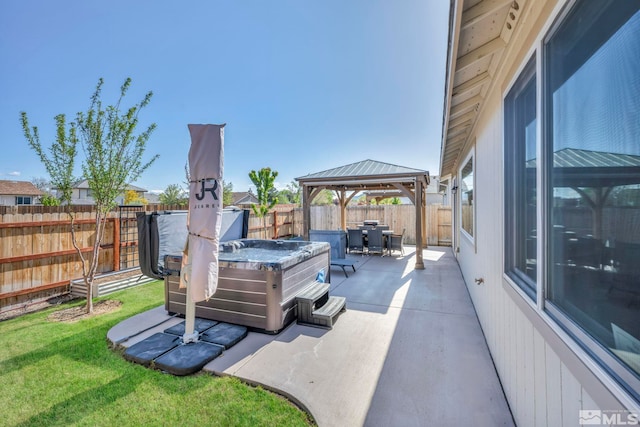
[108,246,514,426]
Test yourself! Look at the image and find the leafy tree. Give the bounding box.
[31,176,59,204]
[40,194,60,206]
[223,180,233,206]
[311,189,335,205]
[124,189,147,205]
[249,167,278,238]
[275,189,291,204]
[21,77,158,313]
[377,197,399,205]
[287,181,301,205]
[275,181,301,205]
[159,184,187,206]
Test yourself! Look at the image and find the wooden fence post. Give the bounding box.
[272,210,278,239]
[113,217,120,271]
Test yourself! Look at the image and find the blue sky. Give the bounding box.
[0,0,449,194]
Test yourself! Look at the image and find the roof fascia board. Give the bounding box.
[440,0,464,176]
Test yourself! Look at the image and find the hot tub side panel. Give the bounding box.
[165,255,274,330]
[164,251,329,333]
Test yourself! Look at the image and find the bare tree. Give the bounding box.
[21,77,158,313]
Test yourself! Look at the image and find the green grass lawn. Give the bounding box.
[0,282,313,427]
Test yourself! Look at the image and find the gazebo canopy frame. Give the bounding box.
[296,159,430,269]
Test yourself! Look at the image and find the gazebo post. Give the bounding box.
[415,178,425,269]
[302,185,311,240]
[339,190,347,230]
[422,191,428,248]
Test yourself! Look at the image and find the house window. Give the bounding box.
[460,154,474,238]
[505,57,537,298]
[15,196,32,205]
[544,0,640,395]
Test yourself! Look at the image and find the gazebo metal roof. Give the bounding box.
[296,159,429,191]
[296,159,430,269]
[526,148,640,169]
[298,159,427,180]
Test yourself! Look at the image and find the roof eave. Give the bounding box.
[440,0,464,178]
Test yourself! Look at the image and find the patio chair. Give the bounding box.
[388,229,405,256]
[366,227,384,255]
[347,228,364,254]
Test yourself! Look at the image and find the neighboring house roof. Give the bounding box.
[144,192,161,204]
[125,183,148,192]
[297,159,427,181]
[0,180,43,196]
[232,192,258,205]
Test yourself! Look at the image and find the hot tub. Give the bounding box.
[164,239,330,333]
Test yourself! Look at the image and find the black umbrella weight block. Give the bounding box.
[153,342,224,376]
[123,333,180,366]
[163,318,218,336]
[200,322,248,349]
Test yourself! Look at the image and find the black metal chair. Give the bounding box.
[388,229,405,256]
[347,228,364,254]
[366,228,384,255]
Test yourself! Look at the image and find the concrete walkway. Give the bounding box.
[108,246,514,427]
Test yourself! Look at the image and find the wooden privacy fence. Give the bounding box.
[0,203,450,313]
[0,210,116,312]
[244,204,297,239]
[0,204,180,312]
[303,204,452,246]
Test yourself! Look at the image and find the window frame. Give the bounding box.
[504,55,538,300]
[15,196,32,205]
[503,0,640,405]
[541,0,640,401]
[459,150,475,243]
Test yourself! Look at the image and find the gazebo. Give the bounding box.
[296,159,430,269]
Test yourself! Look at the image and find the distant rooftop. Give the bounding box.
[0,180,43,196]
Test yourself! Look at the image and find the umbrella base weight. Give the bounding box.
[122,318,247,375]
[154,341,224,376]
[123,332,180,366]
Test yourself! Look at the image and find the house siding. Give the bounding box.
[450,1,636,425]
[0,196,15,205]
[0,195,35,206]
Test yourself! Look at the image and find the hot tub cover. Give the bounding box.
[136,208,249,280]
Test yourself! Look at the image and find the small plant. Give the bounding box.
[223,180,234,206]
[249,167,278,239]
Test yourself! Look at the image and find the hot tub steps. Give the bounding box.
[296,281,346,329]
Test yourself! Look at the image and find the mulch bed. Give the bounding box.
[0,269,144,322]
[47,299,123,323]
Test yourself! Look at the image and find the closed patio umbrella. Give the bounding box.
[180,124,225,342]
